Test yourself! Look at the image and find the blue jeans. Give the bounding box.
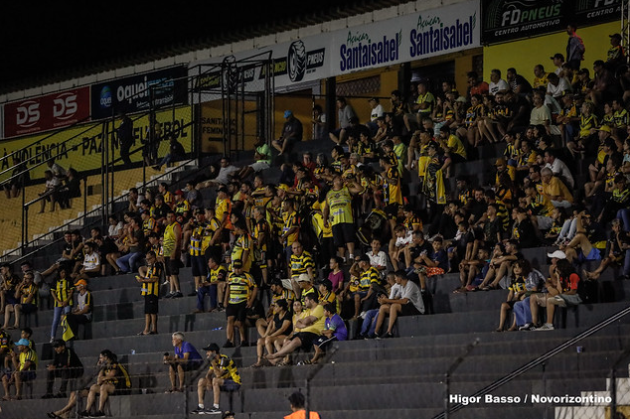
[513,297,531,327]
[360,309,380,336]
[51,306,71,339]
[617,209,630,232]
[197,285,217,311]
[116,252,142,273]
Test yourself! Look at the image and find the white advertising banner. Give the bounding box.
[189,0,480,91]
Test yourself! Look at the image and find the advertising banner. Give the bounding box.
[189,0,481,92]
[91,66,188,120]
[0,106,193,184]
[3,87,90,138]
[482,0,620,44]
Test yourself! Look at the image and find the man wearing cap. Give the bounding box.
[42,340,83,399]
[66,279,93,340]
[273,110,303,155]
[2,337,37,400]
[295,274,319,308]
[191,343,241,415]
[550,53,565,76]
[607,33,626,70]
[223,259,257,348]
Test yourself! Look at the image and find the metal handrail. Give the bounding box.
[432,305,630,419]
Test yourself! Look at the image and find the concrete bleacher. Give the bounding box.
[0,137,628,419]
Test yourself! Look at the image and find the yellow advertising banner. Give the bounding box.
[0,106,193,184]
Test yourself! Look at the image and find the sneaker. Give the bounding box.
[359,311,367,319]
[533,323,554,331]
[188,291,198,297]
[205,407,223,415]
[79,411,91,418]
[518,323,531,331]
[223,340,235,348]
[383,332,394,338]
[164,292,174,299]
[374,332,381,340]
[190,407,206,414]
[172,291,184,298]
[92,411,105,418]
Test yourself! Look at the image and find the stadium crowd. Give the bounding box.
[0,24,629,417]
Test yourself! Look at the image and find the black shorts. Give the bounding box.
[190,255,208,277]
[291,332,319,352]
[226,302,248,322]
[20,304,38,314]
[401,303,421,316]
[175,360,202,372]
[84,271,100,279]
[165,259,182,276]
[314,335,337,350]
[331,223,356,248]
[220,379,241,392]
[144,294,159,315]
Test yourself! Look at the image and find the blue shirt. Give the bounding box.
[326,314,348,341]
[174,341,203,364]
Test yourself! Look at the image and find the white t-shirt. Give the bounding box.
[401,280,425,314]
[370,104,384,121]
[489,79,509,96]
[368,250,388,270]
[83,252,100,270]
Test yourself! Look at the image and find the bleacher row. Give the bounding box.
[2,138,630,419]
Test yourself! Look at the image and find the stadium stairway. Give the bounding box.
[2,256,630,419]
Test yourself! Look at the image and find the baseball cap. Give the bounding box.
[494,157,507,166]
[610,33,622,40]
[284,110,293,118]
[74,279,88,287]
[202,343,220,352]
[297,273,311,283]
[222,411,236,419]
[175,189,184,196]
[217,186,228,194]
[15,339,30,347]
[232,259,243,269]
[550,53,564,61]
[547,250,567,259]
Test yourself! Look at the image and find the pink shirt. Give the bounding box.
[328,270,344,292]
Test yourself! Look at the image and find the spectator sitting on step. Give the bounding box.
[266,293,326,366]
[73,242,101,281]
[57,168,81,210]
[164,332,203,393]
[478,239,523,291]
[65,279,93,340]
[79,349,130,418]
[42,339,84,400]
[412,236,448,292]
[153,134,186,171]
[199,157,239,189]
[252,299,292,368]
[191,343,241,416]
[583,218,629,280]
[494,259,543,332]
[2,337,37,401]
[559,210,607,264]
[532,259,582,331]
[309,302,347,364]
[273,110,304,155]
[3,271,38,331]
[38,170,61,213]
[372,269,424,338]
